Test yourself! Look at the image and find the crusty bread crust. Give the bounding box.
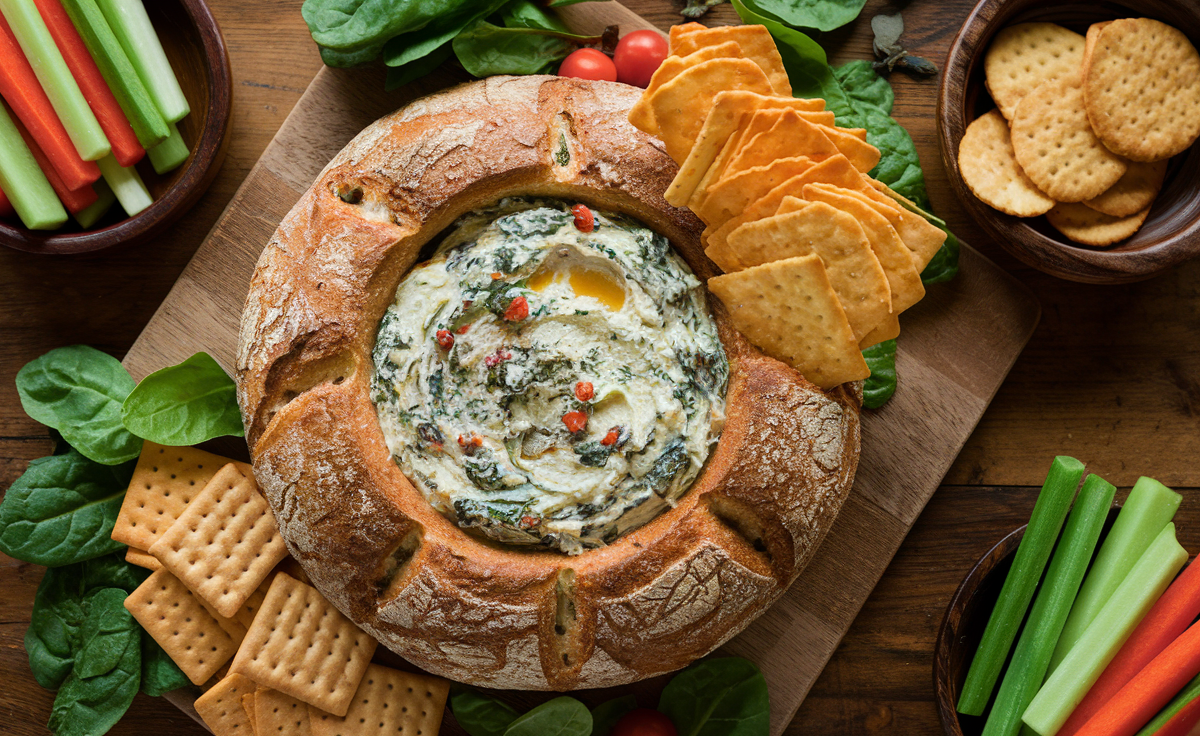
[237,76,861,689]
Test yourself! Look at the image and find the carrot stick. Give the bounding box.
[33,0,143,166]
[13,113,96,213]
[1133,673,1200,736]
[0,12,99,191]
[1060,558,1200,736]
[0,184,13,217]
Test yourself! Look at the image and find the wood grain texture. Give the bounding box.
[1,0,1199,734]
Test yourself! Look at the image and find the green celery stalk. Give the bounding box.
[94,0,189,122]
[72,177,114,228]
[981,474,1117,736]
[59,0,168,149]
[1049,476,1182,673]
[1133,672,1200,736]
[1022,522,1188,736]
[146,122,188,174]
[0,101,67,229]
[957,456,1086,716]
[0,0,109,160]
[95,153,149,216]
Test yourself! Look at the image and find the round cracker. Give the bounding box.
[1083,18,1200,162]
[1083,159,1168,218]
[1046,201,1149,247]
[1011,75,1128,202]
[959,109,1055,217]
[985,23,1086,121]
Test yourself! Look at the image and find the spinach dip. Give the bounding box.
[371,199,728,555]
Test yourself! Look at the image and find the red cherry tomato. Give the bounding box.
[503,296,529,322]
[613,30,669,88]
[611,709,677,736]
[559,48,617,82]
[562,410,588,433]
[435,329,454,350]
[574,381,594,401]
[572,203,595,232]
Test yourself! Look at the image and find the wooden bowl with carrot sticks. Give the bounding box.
[0,0,231,254]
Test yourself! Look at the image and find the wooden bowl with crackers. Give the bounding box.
[938,0,1200,284]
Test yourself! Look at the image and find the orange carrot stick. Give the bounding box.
[0,12,99,191]
[13,113,96,213]
[1077,619,1200,736]
[32,0,142,167]
[0,184,13,217]
[1061,560,1200,736]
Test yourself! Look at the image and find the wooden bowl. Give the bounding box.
[938,0,1200,284]
[0,0,231,255]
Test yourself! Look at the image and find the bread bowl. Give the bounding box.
[235,75,861,689]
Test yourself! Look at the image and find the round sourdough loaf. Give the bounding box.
[236,75,861,690]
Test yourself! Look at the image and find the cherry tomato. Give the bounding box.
[574,381,594,401]
[613,30,669,88]
[562,410,588,433]
[503,296,529,322]
[572,203,595,232]
[611,709,677,736]
[559,48,617,82]
[600,427,621,446]
[435,329,454,350]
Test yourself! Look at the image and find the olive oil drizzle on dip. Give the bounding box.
[371,199,728,555]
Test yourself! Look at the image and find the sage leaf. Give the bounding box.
[0,449,134,566]
[869,12,936,76]
[870,12,903,53]
[591,695,638,736]
[450,688,521,736]
[140,632,189,696]
[862,339,897,409]
[16,345,141,465]
[74,588,138,679]
[742,0,868,32]
[682,0,727,18]
[504,696,591,736]
[47,602,141,736]
[658,658,769,736]
[121,352,244,445]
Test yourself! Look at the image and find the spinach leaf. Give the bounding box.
[591,695,638,736]
[0,450,134,566]
[504,696,591,736]
[73,588,138,679]
[658,658,769,736]
[502,0,570,32]
[381,0,509,69]
[386,42,454,90]
[140,632,189,696]
[16,345,141,465]
[120,352,243,445]
[450,688,521,736]
[47,609,141,736]
[452,21,596,77]
[861,339,897,409]
[921,226,961,284]
[743,0,867,32]
[301,0,445,52]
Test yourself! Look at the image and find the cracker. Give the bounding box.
[308,664,450,736]
[959,109,1055,216]
[1082,21,1112,70]
[1046,201,1150,246]
[1011,74,1127,202]
[1083,18,1200,162]
[125,569,243,685]
[984,23,1086,120]
[775,195,809,215]
[242,692,258,735]
[669,24,792,96]
[628,43,743,135]
[860,315,900,350]
[697,156,820,228]
[817,124,881,173]
[861,180,949,269]
[195,673,257,736]
[690,107,790,207]
[666,90,758,207]
[111,442,252,551]
[708,255,870,389]
[256,688,313,735]
[725,111,840,178]
[229,573,378,716]
[668,22,706,53]
[234,570,277,631]
[1083,159,1168,218]
[149,464,289,618]
[126,546,161,571]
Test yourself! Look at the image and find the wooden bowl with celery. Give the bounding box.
[0,0,230,255]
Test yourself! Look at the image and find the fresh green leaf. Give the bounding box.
[73,588,138,679]
[120,352,243,445]
[682,0,727,18]
[386,42,454,90]
[502,0,569,32]
[0,449,134,566]
[47,611,141,736]
[140,633,189,697]
[546,0,600,5]
[301,0,443,51]
[742,0,867,32]
[452,20,594,77]
[450,688,521,736]
[591,695,638,736]
[658,658,770,736]
[16,345,141,465]
[861,339,897,409]
[382,0,509,68]
[504,696,591,736]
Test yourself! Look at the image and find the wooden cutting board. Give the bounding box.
[127,3,1040,733]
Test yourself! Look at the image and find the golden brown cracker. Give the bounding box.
[697,156,819,228]
[859,315,900,350]
[985,22,1086,120]
[256,688,313,735]
[125,546,161,571]
[668,22,706,53]
[628,43,743,134]
[196,673,257,736]
[1046,201,1150,246]
[307,664,450,736]
[959,109,1055,217]
[242,692,257,735]
[234,569,278,632]
[1082,21,1112,69]
[724,111,840,178]
[669,24,791,96]
[1083,159,1168,218]
[860,180,949,269]
[818,123,881,173]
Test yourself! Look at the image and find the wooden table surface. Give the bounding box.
[1,1,1197,734]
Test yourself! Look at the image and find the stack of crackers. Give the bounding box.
[960,19,1200,246]
[110,442,450,735]
[629,23,946,389]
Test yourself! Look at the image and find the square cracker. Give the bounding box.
[860,180,949,270]
[256,687,313,736]
[229,573,378,717]
[628,42,743,134]
[234,569,278,631]
[149,463,289,618]
[111,442,252,551]
[125,569,243,685]
[708,255,870,389]
[696,155,820,229]
[241,692,257,735]
[195,672,257,736]
[307,664,449,736]
[860,315,900,350]
[669,24,792,96]
[126,546,161,571]
[723,111,840,180]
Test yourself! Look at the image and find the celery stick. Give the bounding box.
[93,0,188,122]
[982,474,1117,736]
[95,153,149,216]
[0,0,110,160]
[1133,671,1200,736]
[0,101,67,229]
[1049,476,1182,673]
[72,177,114,228]
[59,0,168,149]
[957,456,1086,716]
[1023,522,1188,736]
[146,122,188,174]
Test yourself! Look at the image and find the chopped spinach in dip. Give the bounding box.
[371,199,728,555]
